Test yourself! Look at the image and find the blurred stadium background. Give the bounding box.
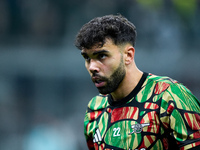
[0,0,199,149]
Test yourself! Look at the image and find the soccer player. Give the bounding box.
[75,14,200,150]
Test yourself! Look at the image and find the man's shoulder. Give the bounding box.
[147,73,178,85]
[143,73,187,96]
[147,73,191,93]
[147,73,199,106]
[87,94,109,111]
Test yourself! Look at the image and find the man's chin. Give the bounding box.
[97,87,112,95]
[97,87,107,95]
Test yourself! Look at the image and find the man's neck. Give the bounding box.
[111,69,143,101]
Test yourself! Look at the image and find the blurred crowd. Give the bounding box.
[0,0,199,46]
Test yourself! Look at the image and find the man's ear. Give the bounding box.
[124,46,135,65]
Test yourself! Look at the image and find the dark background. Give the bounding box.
[0,0,199,149]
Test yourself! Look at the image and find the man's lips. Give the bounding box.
[92,76,106,88]
[95,81,106,88]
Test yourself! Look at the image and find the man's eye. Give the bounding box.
[98,54,107,59]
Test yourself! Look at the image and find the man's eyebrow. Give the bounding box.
[93,50,109,55]
[81,50,109,56]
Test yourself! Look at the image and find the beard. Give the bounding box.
[96,57,126,94]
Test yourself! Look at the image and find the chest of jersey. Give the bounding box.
[89,100,167,150]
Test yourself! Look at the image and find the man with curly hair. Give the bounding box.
[75,14,200,150]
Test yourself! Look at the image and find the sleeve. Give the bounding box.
[84,109,95,150]
[160,83,200,150]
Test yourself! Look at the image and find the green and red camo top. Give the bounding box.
[84,72,200,150]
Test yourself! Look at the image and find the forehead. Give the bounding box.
[81,39,118,54]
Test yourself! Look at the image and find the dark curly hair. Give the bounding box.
[75,14,137,50]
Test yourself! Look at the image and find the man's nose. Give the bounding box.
[88,59,100,73]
